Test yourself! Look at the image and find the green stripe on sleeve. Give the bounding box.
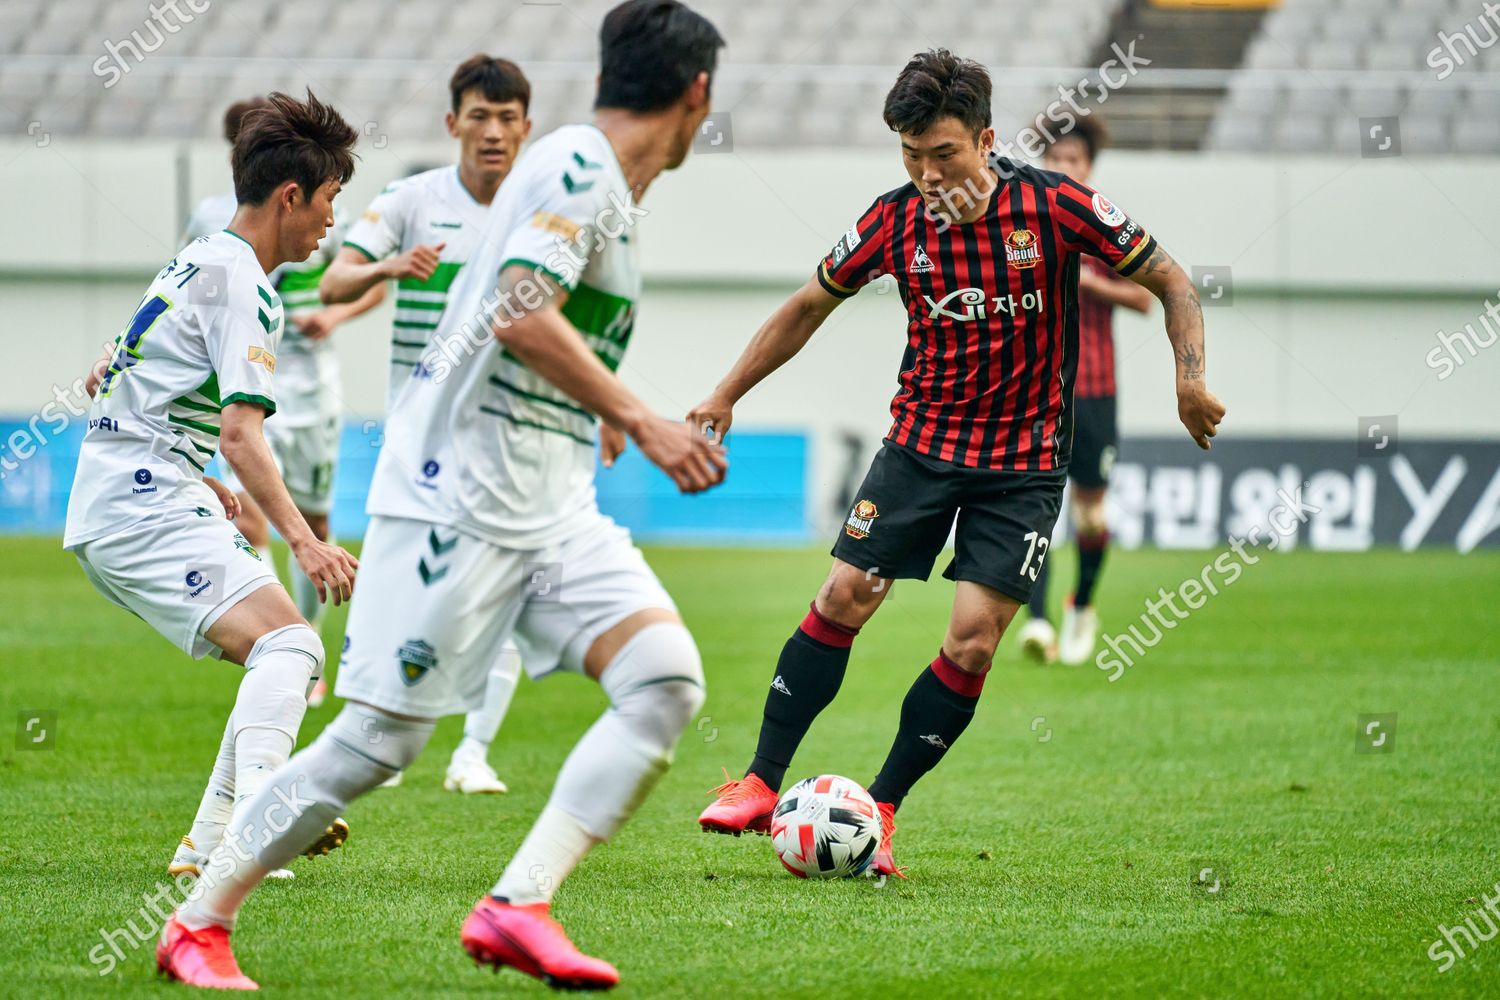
[221,392,277,416]
[343,239,378,262]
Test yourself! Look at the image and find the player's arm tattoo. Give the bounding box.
[1130,242,1207,386]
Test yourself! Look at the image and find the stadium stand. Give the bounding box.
[1,0,1496,153]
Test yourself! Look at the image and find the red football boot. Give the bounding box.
[869,801,907,879]
[461,896,619,991]
[156,914,258,991]
[698,770,778,836]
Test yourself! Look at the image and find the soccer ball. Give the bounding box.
[770,775,881,878]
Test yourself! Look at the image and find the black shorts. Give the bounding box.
[831,441,1066,603]
[1070,395,1118,490]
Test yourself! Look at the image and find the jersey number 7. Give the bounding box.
[98,294,172,397]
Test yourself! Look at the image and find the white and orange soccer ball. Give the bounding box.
[770,775,882,878]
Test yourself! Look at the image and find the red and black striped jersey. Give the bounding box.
[815,157,1156,471]
[1076,255,1125,400]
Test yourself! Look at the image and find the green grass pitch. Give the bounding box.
[2,537,1498,997]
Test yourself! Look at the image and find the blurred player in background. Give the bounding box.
[321,54,534,795]
[1018,115,1153,666]
[694,51,1224,876]
[69,93,361,914]
[164,2,726,990]
[184,96,385,707]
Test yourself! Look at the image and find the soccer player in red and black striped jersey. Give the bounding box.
[1019,115,1154,667]
[691,50,1224,875]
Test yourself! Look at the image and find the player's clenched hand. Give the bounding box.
[1178,385,1226,450]
[292,538,361,607]
[633,414,727,494]
[599,423,627,468]
[383,242,445,282]
[296,310,338,341]
[203,476,241,520]
[686,393,734,445]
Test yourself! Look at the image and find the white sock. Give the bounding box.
[186,717,237,853]
[181,704,434,930]
[490,624,704,906]
[460,644,522,750]
[222,626,320,831]
[492,805,598,906]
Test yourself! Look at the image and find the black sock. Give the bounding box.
[747,602,859,792]
[1027,556,1051,622]
[867,651,985,811]
[1074,530,1109,607]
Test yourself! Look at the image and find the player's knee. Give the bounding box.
[600,623,706,754]
[817,570,884,626]
[324,702,435,778]
[944,624,1000,673]
[249,622,325,681]
[1074,503,1108,540]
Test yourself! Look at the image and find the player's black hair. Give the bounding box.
[595,0,724,112]
[883,49,992,139]
[1040,112,1109,163]
[449,54,531,114]
[222,96,270,145]
[231,91,358,206]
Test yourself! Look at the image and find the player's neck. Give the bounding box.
[592,110,673,202]
[225,206,286,274]
[457,162,502,205]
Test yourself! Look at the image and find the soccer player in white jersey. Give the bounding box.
[167,3,727,990]
[320,55,535,796]
[183,98,384,712]
[64,92,363,990]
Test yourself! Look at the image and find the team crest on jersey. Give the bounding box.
[845,499,879,539]
[1091,192,1126,228]
[1005,229,1041,270]
[361,209,381,223]
[247,347,277,373]
[398,639,438,686]
[908,245,934,274]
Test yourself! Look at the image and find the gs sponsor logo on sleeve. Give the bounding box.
[1115,219,1140,246]
[247,347,276,373]
[1092,192,1127,228]
[531,211,583,241]
[831,224,863,266]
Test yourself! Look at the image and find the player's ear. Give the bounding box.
[685,70,710,112]
[280,180,301,213]
[444,109,459,140]
[977,126,995,157]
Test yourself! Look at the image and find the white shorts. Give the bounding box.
[335,513,676,718]
[74,506,281,659]
[218,416,339,516]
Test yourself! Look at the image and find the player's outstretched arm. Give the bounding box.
[687,276,844,442]
[1126,243,1226,450]
[220,402,359,604]
[319,243,444,305]
[491,264,726,495]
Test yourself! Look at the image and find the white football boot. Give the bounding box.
[1059,603,1100,666]
[1018,616,1059,665]
[443,742,508,795]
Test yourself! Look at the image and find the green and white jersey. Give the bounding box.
[368,124,641,549]
[65,230,284,548]
[342,165,490,410]
[271,210,348,427]
[183,196,345,427]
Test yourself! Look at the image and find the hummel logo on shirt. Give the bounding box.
[919,733,948,749]
[771,675,792,696]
